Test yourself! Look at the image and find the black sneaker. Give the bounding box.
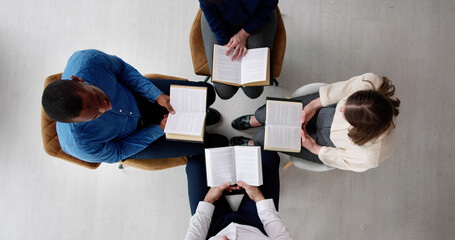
[206,108,221,126]
[230,136,252,146]
[231,115,255,130]
[204,133,229,148]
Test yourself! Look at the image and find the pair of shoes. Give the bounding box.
[230,136,251,146]
[231,115,255,130]
[204,133,229,148]
[206,107,221,126]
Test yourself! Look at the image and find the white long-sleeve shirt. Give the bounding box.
[317,73,397,172]
[184,199,293,240]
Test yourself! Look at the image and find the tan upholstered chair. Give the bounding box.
[41,73,188,170]
[189,7,287,80]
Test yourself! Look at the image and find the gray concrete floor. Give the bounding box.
[1,0,454,239]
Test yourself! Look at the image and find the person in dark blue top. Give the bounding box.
[200,0,279,100]
[42,49,225,163]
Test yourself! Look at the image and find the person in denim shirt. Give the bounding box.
[42,49,224,163]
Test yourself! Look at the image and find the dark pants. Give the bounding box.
[201,10,277,100]
[253,92,336,164]
[128,79,216,159]
[186,150,280,238]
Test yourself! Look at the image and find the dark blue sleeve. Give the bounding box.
[243,0,278,34]
[94,52,163,102]
[199,0,232,45]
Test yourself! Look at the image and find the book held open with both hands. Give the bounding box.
[205,146,263,187]
[164,85,207,142]
[212,44,270,87]
[264,98,303,153]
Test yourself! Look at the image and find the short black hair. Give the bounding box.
[42,80,84,122]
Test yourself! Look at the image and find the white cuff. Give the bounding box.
[256,199,276,212]
[196,201,215,217]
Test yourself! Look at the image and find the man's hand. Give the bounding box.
[221,236,230,240]
[156,93,175,114]
[300,129,321,155]
[204,182,238,204]
[237,181,265,203]
[159,114,168,131]
[225,29,250,61]
[301,98,322,127]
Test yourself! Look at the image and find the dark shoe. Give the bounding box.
[204,133,229,148]
[206,108,221,126]
[272,78,279,87]
[230,136,252,146]
[231,115,254,130]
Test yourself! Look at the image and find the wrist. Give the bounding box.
[203,196,215,204]
[255,197,265,203]
[310,98,322,109]
[239,28,250,38]
[312,145,322,155]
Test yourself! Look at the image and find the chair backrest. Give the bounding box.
[189,7,286,78]
[41,73,101,169]
[273,7,286,78]
[41,73,188,170]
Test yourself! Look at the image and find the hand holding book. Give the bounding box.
[300,97,322,127]
[203,182,240,204]
[156,93,175,114]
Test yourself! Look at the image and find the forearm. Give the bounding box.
[184,201,214,240]
[120,63,163,102]
[257,199,293,240]
[306,98,322,111]
[308,144,322,155]
[243,0,278,34]
[200,0,231,45]
[100,52,163,102]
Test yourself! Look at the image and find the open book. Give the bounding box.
[205,146,262,187]
[264,98,303,152]
[164,85,207,142]
[212,44,270,87]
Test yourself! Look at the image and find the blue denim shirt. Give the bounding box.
[56,50,164,163]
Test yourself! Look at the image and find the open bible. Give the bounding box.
[264,98,303,152]
[212,44,270,87]
[205,146,263,187]
[164,85,207,142]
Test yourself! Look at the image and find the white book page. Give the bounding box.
[266,101,302,126]
[213,45,241,84]
[164,86,206,135]
[265,101,302,150]
[266,125,301,150]
[205,147,236,187]
[240,47,268,84]
[165,112,205,135]
[169,86,206,113]
[233,146,262,186]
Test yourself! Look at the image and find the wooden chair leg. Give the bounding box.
[283,161,293,170]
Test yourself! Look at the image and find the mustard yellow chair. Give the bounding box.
[41,73,188,170]
[189,7,287,81]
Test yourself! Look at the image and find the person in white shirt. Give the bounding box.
[230,73,401,172]
[184,150,293,240]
